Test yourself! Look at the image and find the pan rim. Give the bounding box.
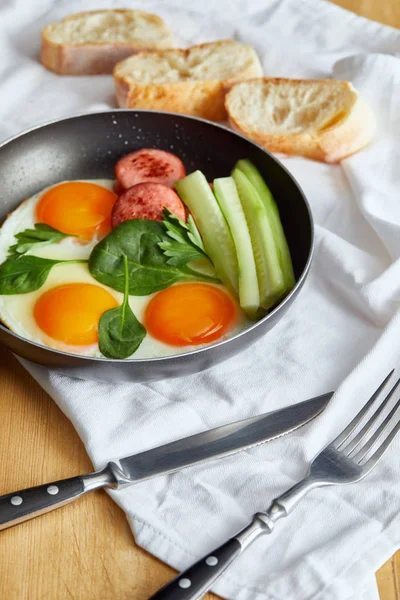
[0,109,314,364]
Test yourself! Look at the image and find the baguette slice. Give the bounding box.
[41,10,174,75]
[226,78,376,163]
[114,40,263,121]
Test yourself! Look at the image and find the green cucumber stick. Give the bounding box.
[235,159,295,290]
[175,171,239,294]
[232,169,285,309]
[214,177,260,318]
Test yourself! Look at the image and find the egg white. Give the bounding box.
[0,180,250,359]
[0,179,114,264]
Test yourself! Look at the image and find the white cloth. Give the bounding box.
[2,0,400,598]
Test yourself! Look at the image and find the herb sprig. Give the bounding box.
[158,209,209,267]
[7,224,72,259]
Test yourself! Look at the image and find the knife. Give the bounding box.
[0,392,332,531]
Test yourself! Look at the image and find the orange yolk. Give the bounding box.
[34,283,118,346]
[144,283,237,346]
[36,182,117,239]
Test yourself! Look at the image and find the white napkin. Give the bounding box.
[2,0,400,598]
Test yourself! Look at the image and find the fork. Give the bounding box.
[150,370,400,600]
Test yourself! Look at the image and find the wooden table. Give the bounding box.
[1,2,400,598]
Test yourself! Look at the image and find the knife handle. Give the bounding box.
[149,514,271,600]
[0,468,114,531]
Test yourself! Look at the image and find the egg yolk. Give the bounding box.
[36,182,117,239]
[144,283,237,346]
[34,283,118,346]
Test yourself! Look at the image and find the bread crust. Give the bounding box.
[114,41,262,121]
[316,95,376,162]
[40,10,173,75]
[124,81,227,121]
[41,39,145,75]
[226,78,376,162]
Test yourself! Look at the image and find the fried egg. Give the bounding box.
[0,179,116,263]
[0,180,250,359]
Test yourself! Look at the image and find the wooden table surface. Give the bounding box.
[1,2,400,599]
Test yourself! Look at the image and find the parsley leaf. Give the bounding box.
[7,224,72,258]
[158,209,210,267]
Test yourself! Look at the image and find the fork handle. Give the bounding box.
[149,479,317,599]
[149,514,272,600]
[150,538,242,600]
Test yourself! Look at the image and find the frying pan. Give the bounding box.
[0,110,313,382]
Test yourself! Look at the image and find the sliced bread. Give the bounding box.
[114,40,263,121]
[225,78,376,162]
[41,10,174,75]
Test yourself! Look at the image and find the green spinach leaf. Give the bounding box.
[0,256,87,295]
[158,209,209,267]
[7,224,72,258]
[89,219,220,296]
[98,254,146,359]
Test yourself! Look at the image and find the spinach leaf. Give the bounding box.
[98,254,146,359]
[0,256,87,295]
[158,209,209,267]
[89,219,220,296]
[7,224,72,258]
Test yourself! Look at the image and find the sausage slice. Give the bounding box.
[115,148,186,191]
[111,182,186,227]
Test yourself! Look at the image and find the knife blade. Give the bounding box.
[0,392,332,531]
[114,392,333,485]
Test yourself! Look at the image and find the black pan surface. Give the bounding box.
[0,110,313,382]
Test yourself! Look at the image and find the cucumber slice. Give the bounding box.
[214,177,260,318]
[175,171,239,293]
[235,159,295,291]
[232,169,285,309]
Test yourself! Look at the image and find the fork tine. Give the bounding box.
[350,396,400,463]
[334,370,394,449]
[365,416,400,467]
[342,378,400,455]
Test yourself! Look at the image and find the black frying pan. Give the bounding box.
[0,110,313,382]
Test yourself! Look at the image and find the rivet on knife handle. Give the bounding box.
[0,469,114,531]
